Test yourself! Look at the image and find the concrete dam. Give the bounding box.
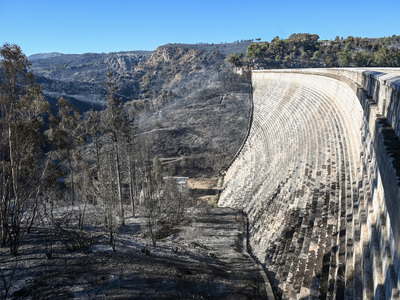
[219,68,400,299]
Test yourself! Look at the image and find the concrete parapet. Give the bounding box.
[220,68,400,299]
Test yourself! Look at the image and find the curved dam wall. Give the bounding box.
[219,68,400,299]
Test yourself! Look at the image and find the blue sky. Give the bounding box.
[1,0,400,56]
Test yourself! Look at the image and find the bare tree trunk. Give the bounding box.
[8,115,23,256]
[128,159,135,217]
[113,138,125,225]
[0,177,11,247]
[0,116,8,247]
[105,153,117,250]
[78,171,89,231]
[147,213,156,246]
[67,151,75,206]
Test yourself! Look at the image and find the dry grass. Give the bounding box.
[198,195,219,207]
[187,177,221,190]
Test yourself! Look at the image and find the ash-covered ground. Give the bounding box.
[1,207,268,299]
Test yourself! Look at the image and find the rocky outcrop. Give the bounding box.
[220,68,400,299]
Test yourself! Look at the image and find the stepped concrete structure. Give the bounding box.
[219,68,400,299]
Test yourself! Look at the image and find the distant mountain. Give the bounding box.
[30,51,153,82]
[29,42,252,109]
[29,50,154,109]
[28,52,63,60]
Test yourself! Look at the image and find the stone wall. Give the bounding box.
[219,68,400,299]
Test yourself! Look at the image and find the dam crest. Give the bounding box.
[219,68,400,299]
